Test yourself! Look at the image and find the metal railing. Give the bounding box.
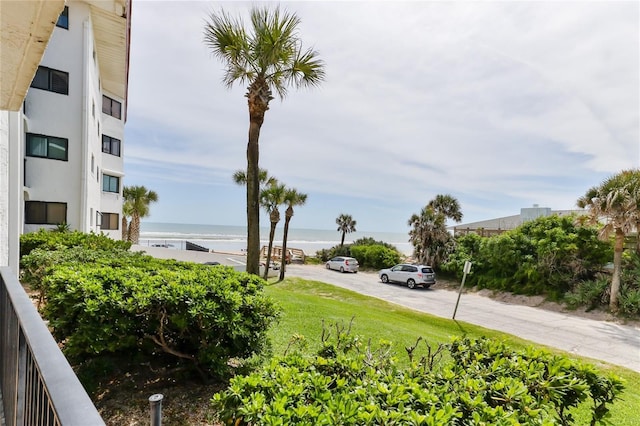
[0,267,105,426]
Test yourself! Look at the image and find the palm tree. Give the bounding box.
[577,169,640,311]
[204,6,325,275]
[260,181,287,279]
[428,194,463,223]
[232,168,275,188]
[122,185,158,245]
[336,214,357,247]
[408,194,463,267]
[279,188,307,280]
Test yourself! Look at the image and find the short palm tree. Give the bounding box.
[279,188,307,280]
[260,181,287,279]
[204,6,325,275]
[336,214,357,247]
[122,186,158,245]
[408,194,462,267]
[577,169,640,311]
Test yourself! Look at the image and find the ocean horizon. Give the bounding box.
[139,222,414,256]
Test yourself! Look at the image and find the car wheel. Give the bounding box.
[340,266,345,273]
[407,279,416,289]
[326,263,330,269]
[381,274,389,283]
[424,284,431,290]
[354,271,358,274]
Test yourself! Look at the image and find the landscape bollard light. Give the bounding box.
[149,394,163,426]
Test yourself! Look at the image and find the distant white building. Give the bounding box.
[1,0,130,272]
[450,205,586,237]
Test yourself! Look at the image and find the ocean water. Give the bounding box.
[139,222,414,256]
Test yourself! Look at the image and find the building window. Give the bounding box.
[31,66,69,95]
[25,201,67,225]
[26,133,68,161]
[102,95,121,119]
[56,6,69,29]
[103,174,120,193]
[100,213,119,230]
[102,135,121,156]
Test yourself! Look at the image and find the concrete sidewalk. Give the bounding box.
[286,265,640,372]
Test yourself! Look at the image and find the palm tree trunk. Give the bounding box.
[121,217,129,241]
[264,221,277,280]
[610,228,624,312]
[340,231,346,247]
[246,115,264,276]
[129,213,141,245]
[279,211,292,281]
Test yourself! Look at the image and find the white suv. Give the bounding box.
[378,264,436,289]
[326,256,359,273]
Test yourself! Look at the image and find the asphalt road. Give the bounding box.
[131,246,639,373]
[284,264,640,373]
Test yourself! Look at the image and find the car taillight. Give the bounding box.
[417,273,422,278]
[345,260,349,265]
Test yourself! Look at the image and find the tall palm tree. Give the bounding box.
[577,169,640,311]
[260,181,286,279]
[123,186,158,245]
[279,188,307,280]
[336,214,357,247]
[204,6,325,275]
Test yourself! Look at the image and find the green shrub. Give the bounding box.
[565,275,610,310]
[20,229,131,257]
[212,329,624,426]
[41,261,279,377]
[442,215,611,298]
[350,244,401,269]
[315,238,403,268]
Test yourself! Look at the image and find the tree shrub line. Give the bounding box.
[440,215,640,315]
[213,325,624,425]
[20,231,279,378]
[315,237,402,270]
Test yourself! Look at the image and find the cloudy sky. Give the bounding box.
[124,0,639,234]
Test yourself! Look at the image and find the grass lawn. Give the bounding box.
[264,277,640,426]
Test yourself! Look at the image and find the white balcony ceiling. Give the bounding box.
[0,0,65,110]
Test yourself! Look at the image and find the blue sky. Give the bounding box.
[124,1,639,234]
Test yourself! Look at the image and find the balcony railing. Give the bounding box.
[0,267,105,426]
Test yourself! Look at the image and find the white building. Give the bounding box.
[1,0,130,273]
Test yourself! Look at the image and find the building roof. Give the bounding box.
[449,209,586,231]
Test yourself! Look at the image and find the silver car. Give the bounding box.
[378,264,436,289]
[326,256,359,273]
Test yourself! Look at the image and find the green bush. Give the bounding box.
[315,237,403,268]
[20,232,280,378]
[442,215,611,297]
[350,244,401,269]
[41,260,279,377]
[565,275,610,310]
[212,329,624,426]
[20,228,131,257]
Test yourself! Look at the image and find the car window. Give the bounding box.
[391,265,402,272]
[402,265,416,272]
[421,267,434,273]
